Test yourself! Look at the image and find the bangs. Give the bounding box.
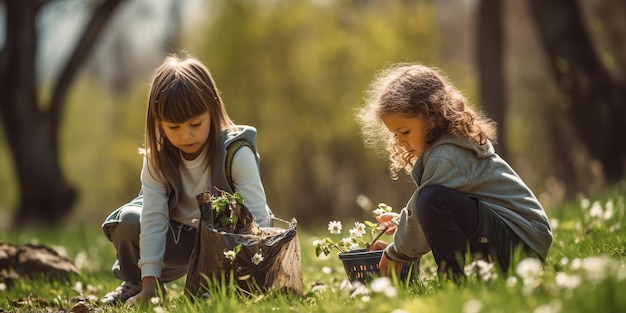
[153,77,209,123]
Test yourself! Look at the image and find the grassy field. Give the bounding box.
[1,182,625,312]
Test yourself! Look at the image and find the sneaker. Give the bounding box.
[100,281,142,305]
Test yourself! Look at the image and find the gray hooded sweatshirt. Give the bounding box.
[384,134,552,263]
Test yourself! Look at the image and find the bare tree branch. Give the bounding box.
[48,0,123,142]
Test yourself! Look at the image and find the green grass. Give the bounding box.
[1,182,625,312]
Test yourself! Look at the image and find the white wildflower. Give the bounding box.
[52,245,68,258]
[589,201,603,218]
[322,266,331,274]
[506,276,518,287]
[581,256,611,282]
[476,260,497,281]
[617,264,626,281]
[377,203,393,213]
[328,221,342,234]
[465,260,497,281]
[550,219,560,230]
[74,251,89,271]
[464,261,476,277]
[312,239,322,247]
[310,284,328,293]
[603,200,614,220]
[516,258,543,291]
[580,198,590,209]
[341,237,353,246]
[339,279,353,292]
[555,272,581,290]
[462,299,483,313]
[516,258,543,279]
[348,242,361,250]
[533,300,562,313]
[370,277,397,297]
[370,277,391,293]
[350,284,369,298]
[73,281,83,293]
[224,250,237,262]
[349,222,367,238]
[384,287,398,298]
[570,258,583,270]
[251,252,264,265]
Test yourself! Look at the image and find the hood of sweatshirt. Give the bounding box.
[431,134,495,159]
[411,134,495,184]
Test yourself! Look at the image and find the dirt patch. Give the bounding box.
[0,242,80,284]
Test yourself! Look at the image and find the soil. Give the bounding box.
[0,242,80,284]
[0,243,89,312]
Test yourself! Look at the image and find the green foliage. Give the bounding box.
[0,125,17,225]
[61,78,147,224]
[0,184,625,312]
[208,190,245,232]
[185,0,442,226]
[0,0,447,228]
[1,0,612,238]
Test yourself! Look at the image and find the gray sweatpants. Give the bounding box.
[102,197,197,284]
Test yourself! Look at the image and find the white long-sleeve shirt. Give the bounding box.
[137,146,271,279]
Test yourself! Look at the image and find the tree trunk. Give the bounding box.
[10,120,77,227]
[477,0,507,157]
[0,0,123,227]
[0,1,74,227]
[527,0,626,182]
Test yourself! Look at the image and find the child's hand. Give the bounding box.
[126,290,153,306]
[378,253,404,277]
[376,212,400,235]
[125,277,164,305]
[369,240,388,251]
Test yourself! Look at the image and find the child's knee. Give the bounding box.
[112,206,141,238]
[416,184,450,220]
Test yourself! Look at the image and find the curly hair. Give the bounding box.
[356,63,497,179]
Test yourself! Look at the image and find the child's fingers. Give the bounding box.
[379,255,390,276]
[385,225,396,235]
[370,240,388,250]
[376,221,396,232]
[375,212,399,222]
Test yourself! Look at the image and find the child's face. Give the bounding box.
[160,112,211,160]
[381,113,430,157]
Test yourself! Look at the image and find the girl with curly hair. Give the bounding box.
[356,64,552,280]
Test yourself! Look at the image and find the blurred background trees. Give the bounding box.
[0,0,624,229]
[0,0,124,227]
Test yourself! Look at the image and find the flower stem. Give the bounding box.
[366,227,388,251]
[328,241,346,253]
